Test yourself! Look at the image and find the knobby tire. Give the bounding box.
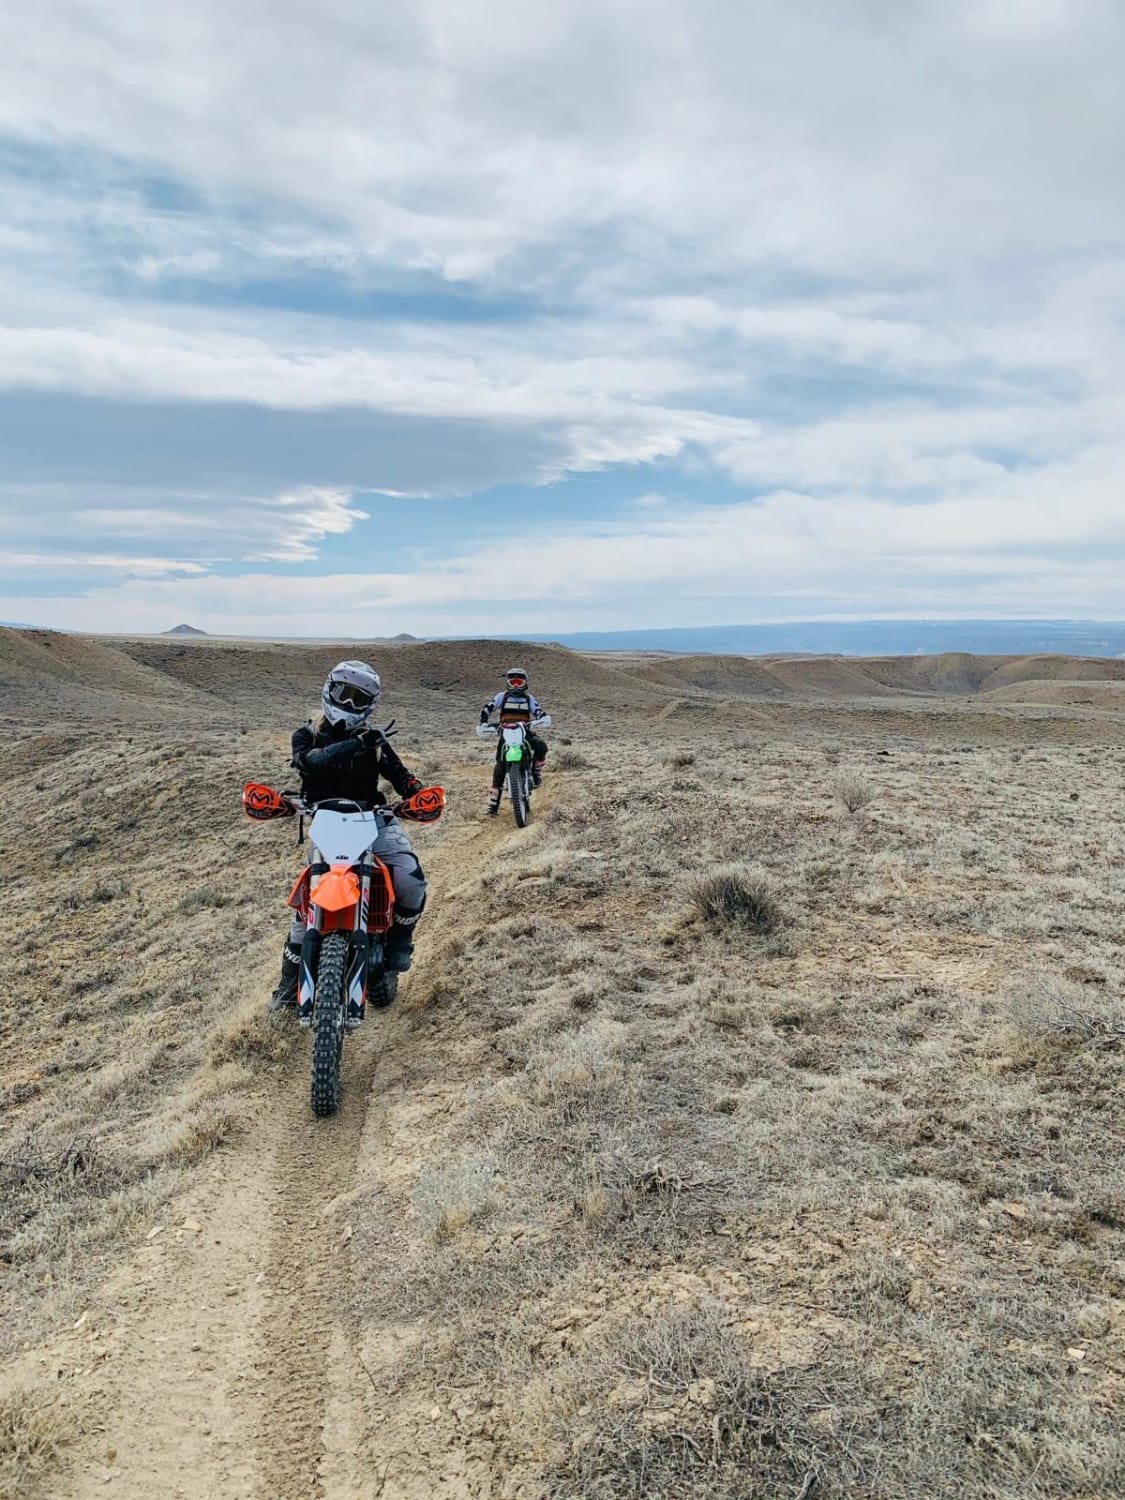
[311,930,348,1117]
[509,762,529,827]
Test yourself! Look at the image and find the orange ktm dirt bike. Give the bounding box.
[242,782,445,1118]
[476,714,552,827]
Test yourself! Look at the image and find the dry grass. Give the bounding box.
[690,867,783,933]
[346,714,1125,1498]
[411,1152,500,1242]
[4,635,1125,1497]
[0,1380,73,1500]
[553,747,591,770]
[832,771,874,812]
[0,726,297,1351]
[530,1302,823,1500]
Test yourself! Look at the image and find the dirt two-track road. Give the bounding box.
[2,629,1123,1500]
[50,785,502,1500]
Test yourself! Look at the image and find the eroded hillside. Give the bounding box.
[1,631,1123,1500]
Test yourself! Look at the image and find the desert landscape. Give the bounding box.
[1,626,1123,1499]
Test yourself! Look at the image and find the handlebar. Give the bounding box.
[276,791,404,818]
[476,714,552,735]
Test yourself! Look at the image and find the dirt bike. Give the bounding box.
[241,782,445,1117]
[476,715,552,827]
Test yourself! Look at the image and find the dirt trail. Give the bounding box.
[49,769,508,1499]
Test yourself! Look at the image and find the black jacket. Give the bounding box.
[291,720,420,809]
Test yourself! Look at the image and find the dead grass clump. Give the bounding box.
[0,1133,127,1210]
[553,747,590,771]
[1012,973,1125,1043]
[176,885,230,915]
[210,1009,298,1070]
[145,1098,242,1167]
[0,1380,72,1500]
[691,868,782,934]
[532,1302,822,1500]
[0,1130,158,1354]
[53,831,100,864]
[59,878,128,912]
[525,1026,625,1108]
[833,773,874,813]
[411,1152,499,1242]
[665,749,696,768]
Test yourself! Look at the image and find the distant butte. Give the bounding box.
[165,624,207,636]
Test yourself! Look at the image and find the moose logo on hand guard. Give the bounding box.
[241,782,296,821]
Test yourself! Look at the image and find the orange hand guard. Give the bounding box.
[242,782,295,821]
[396,786,445,823]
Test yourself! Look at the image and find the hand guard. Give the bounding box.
[242,782,296,821]
[393,785,445,823]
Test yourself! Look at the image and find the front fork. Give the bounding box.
[344,861,373,1030]
[297,915,321,1030]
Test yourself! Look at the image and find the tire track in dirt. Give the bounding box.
[254,768,516,1498]
[254,1019,396,1499]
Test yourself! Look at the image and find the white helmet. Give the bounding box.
[321,660,381,729]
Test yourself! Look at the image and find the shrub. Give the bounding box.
[691,868,782,934]
[176,885,230,915]
[665,750,696,769]
[1012,974,1125,1042]
[553,748,590,771]
[833,773,874,813]
[60,878,129,912]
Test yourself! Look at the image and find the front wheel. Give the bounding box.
[508,762,529,827]
[311,930,348,1117]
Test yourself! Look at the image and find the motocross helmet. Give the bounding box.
[322,660,381,729]
[505,666,530,690]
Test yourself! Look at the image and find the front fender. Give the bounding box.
[309,866,360,914]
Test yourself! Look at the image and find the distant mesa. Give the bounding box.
[164,624,207,636]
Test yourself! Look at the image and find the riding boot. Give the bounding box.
[384,916,419,972]
[486,786,501,815]
[268,943,301,1013]
[532,758,545,788]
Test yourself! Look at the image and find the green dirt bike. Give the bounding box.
[476,715,552,827]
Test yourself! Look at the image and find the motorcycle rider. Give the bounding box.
[270,660,430,1012]
[480,666,549,815]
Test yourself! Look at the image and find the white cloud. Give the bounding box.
[1,1,1124,623]
[1,484,367,572]
[3,0,1124,285]
[9,441,1125,634]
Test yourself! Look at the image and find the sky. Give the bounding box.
[2,0,1124,637]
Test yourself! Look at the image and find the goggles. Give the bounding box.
[329,681,375,711]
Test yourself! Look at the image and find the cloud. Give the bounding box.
[0,481,366,581]
[3,1,1123,282]
[9,439,1125,635]
[1,1,1124,626]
